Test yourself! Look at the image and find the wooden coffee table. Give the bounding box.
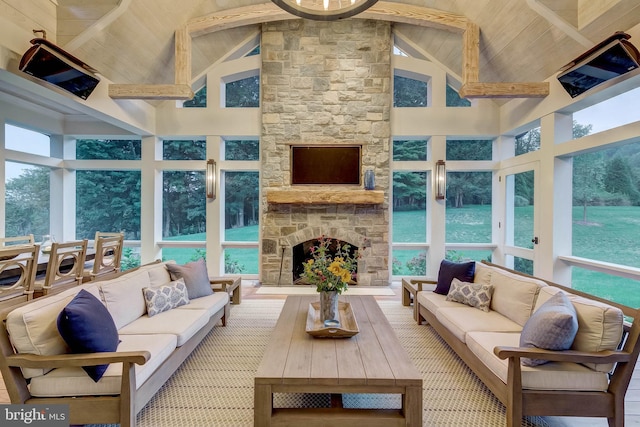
[254,295,422,427]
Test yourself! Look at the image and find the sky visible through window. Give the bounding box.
[5,124,50,180]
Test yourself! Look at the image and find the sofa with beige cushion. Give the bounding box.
[0,260,231,427]
[415,260,640,427]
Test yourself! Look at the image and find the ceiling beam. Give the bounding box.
[108,1,549,100]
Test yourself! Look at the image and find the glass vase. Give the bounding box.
[40,234,55,254]
[319,290,339,322]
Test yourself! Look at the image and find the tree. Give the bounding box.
[5,167,50,238]
[515,128,540,155]
[226,76,260,107]
[393,75,427,107]
[392,172,426,210]
[604,156,640,204]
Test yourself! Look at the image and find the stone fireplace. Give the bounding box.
[260,19,391,286]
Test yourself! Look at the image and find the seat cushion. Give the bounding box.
[417,291,462,315]
[435,306,522,343]
[466,331,609,392]
[57,289,120,382]
[117,308,210,346]
[29,333,177,397]
[175,291,229,317]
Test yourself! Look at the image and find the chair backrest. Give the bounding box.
[42,240,88,296]
[0,235,34,247]
[0,244,40,309]
[91,233,124,279]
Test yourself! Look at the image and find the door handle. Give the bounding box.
[532,237,539,244]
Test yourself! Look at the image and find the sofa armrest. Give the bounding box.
[494,346,631,365]
[409,279,437,292]
[6,350,150,369]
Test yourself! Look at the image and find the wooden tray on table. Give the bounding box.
[305,301,359,338]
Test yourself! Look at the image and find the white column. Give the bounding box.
[140,135,162,263]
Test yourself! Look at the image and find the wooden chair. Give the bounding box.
[35,240,88,296]
[0,234,34,247]
[83,233,124,281]
[0,244,40,310]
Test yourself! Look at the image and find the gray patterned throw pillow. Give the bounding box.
[143,279,190,317]
[519,291,578,366]
[446,278,494,312]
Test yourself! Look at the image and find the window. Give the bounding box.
[392,171,427,275]
[76,170,141,240]
[573,86,640,135]
[5,163,50,241]
[445,172,492,244]
[163,139,206,160]
[225,75,260,108]
[5,124,49,156]
[393,139,428,161]
[394,75,427,107]
[76,139,141,160]
[515,127,540,156]
[224,139,259,161]
[162,171,206,240]
[446,85,471,107]
[224,171,259,274]
[183,86,207,108]
[446,139,492,161]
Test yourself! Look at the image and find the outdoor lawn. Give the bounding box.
[158,205,640,308]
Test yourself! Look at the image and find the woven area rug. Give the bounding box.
[105,299,550,427]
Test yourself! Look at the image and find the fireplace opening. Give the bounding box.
[292,238,358,285]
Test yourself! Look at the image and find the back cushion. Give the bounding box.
[143,261,175,287]
[489,267,546,326]
[100,269,151,329]
[6,283,103,378]
[536,286,623,372]
[473,262,493,286]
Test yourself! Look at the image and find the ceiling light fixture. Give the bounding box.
[271,0,379,21]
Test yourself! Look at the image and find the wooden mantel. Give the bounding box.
[266,188,384,205]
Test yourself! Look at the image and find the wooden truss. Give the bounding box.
[108,1,549,100]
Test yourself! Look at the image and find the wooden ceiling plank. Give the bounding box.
[109,84,194,100]
[459,82,550,98]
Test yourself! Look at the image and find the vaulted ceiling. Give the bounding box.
[55,0,640,96]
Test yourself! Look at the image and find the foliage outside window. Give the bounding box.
[162,171,205,239]
[225,140,260,161]
[246,45,260,57]
[76,139,141,160]
[394,75,427,107]
[515,127,540,156]
[393,140,427,161]
[446,85,471,107]
[76,170,141,240]
[445,171,492,243]
[225,75,260,108]
[446,140,492,160]
[224,171,259,274]
[183,86,207,108]
[392,171,427,275]
[163,140,206,160]
[5,164,50,240]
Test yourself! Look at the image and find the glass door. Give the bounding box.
[502,163,539,275]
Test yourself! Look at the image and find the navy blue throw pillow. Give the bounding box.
[434,260,476,295]
[57,289,120,382]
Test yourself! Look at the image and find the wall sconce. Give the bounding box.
[206,159,216,200]
[435,160,446,200]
